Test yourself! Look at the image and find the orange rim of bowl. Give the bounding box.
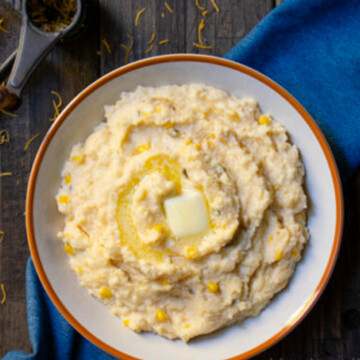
[26,54,344,360]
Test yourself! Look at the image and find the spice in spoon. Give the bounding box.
[27,0,77,33]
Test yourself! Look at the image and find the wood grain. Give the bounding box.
[1,1,359,359]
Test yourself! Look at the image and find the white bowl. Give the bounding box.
[26,54,343,360]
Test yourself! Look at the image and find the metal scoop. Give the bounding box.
[0,0,90,110]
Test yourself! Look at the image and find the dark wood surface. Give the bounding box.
[0,0,359,359]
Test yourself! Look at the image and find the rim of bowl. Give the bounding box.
[26,54,344,360]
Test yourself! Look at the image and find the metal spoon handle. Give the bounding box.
[0,50,17,84]
[0,1,63,111]
[0,0,85,111]
[6,18,62,98]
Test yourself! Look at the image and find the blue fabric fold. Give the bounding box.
[3,0,360,359]
[225,0,360,178]
[3,259,117,360]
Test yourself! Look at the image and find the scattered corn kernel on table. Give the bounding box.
[1,0,360,359]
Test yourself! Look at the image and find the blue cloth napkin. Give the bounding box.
[225,0,360,178]
[3,0,360,359]
[3,259,117,360]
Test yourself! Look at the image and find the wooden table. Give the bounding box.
[0,0,359,358]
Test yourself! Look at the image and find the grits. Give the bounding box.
[56,84,309,341]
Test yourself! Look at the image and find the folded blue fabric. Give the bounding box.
[3,259,117,360]
[3,0,360,359]
[225,0,360,178]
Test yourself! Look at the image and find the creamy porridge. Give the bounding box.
[56,84,309,341]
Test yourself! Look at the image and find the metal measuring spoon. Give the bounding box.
[0,0,89,110]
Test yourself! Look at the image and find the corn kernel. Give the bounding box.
[59,195,69,204]
[66,217,73,222]
[154,224,165,233]
[258,115,271,125]
[231,112,241,121]
[155,107,162,114]
[185,139,192,145]
[99,286,113,298]
[156,309,167,322]
[209,133,216,139]
[291,249,299,258]
[207,281,219,293]
[65,175,72,184]
[194,144,201,151]
[72,155,85,163]
[207,140,215,149]
[142,112,149,117]
[123,319,130,327]
[63,233,70,238]
[185,324,190,329]
[300,212,307,221]
[186,246,198,259]
[161,280,170,286]
[275,250,283,261]
[267,236,273,243]
[77,266,83,274]
[64,243,75,255]
[136,143,151,153]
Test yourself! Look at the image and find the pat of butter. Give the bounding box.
[164,191,209,237]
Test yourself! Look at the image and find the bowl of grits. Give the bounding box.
[26,54,343,360]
